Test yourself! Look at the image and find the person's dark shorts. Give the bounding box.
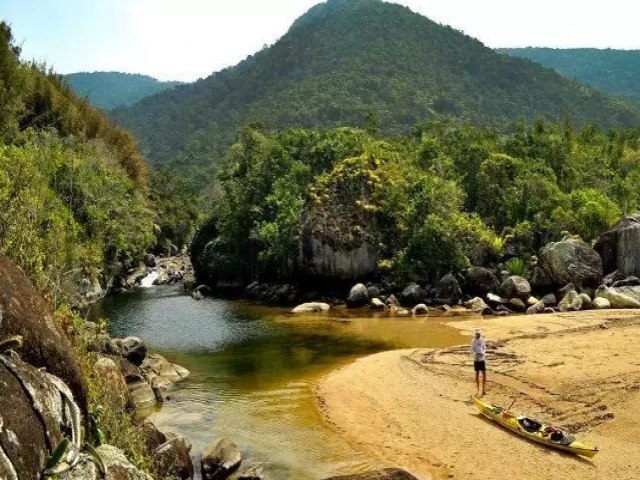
[474,360,486,372]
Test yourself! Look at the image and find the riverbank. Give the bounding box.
[316,309,640,480]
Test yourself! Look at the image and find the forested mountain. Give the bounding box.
[113,0,640,188]
[499,48,640,105]
[64,71,182,110]
[0,22,156,305]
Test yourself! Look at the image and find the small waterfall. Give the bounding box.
[140,270,160,288]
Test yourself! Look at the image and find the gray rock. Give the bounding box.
[558,283,576,298]
[153,435,194,480]
[595,285,640,308]
[526,300,546,314]
[346,284,369,308]
[593,297,611,309]
[385,294,400,307]
[465,267,500,297]
[463,297,489,312]
[366,285,381,299]
[119,358,144,384]
[201,438,242,480]
[128,380,157,411]
[400,282,424,307]
[121,337,147,366]
[300,233,378,280]
[411,304,429,315]
[369,298,387,310]
[541,293,557,306]
[539,237,603,289]
[499,276,531,300]
[143,253,156,268]
[97,444,153,480]
[231,463,273,480]
[486,292,508,305]
[435,274,462,304]
[291,302,331,313]
[612,276,640,288]
[558,290,583,312]
[580,293,593,309]
[529,265,553,293]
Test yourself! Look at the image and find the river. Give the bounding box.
[89,284,469,479]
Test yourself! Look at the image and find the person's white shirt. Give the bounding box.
[471,335,486,362]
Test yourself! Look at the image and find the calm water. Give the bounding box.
[90,285,468,479]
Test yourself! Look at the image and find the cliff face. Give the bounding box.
[0,253,89,423]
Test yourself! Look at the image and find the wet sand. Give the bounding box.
[315,309,640,479]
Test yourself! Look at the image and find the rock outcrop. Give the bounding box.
[0,253,89,429]
[594,214,640,276]
[538,237,603,289]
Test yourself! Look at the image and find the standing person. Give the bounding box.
[471,328,486,395]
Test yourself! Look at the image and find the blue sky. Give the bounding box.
[2,0,639,82]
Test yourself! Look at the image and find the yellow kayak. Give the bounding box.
[471,395,599,458]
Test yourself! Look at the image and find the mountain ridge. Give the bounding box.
[112,0,640,186]
[64,71,182,110]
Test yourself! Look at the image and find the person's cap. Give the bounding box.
[475,328,483,336]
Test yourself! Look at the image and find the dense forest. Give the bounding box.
[500,48,640,106]
[193,119,640,286]
[65,71,182,110]
[0,22,158,306]
[113,0,640,191]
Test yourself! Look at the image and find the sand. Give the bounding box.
[315,310,640,480]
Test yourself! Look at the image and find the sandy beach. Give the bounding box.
[315,310,640,479]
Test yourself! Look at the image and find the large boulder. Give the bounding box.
[594,214,640,276]
[594,285,640,308]
[346,284,369,308]
[593,297,611,309]
[323,468,419,480]
[538,238,603,289]
[499,276,531,300]
[464,267,500,297]
[201,438,242,480]
[435,274,462,303]
[300,232,377,280]
[0,253,89,428]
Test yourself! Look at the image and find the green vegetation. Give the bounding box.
[0,22,155,305]
[499,48,640,105]
[195,119,640,284]
[113,0,640,191]
[64,71,182,110]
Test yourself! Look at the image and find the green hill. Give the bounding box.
[499,48,640,105]
[64,71,182,110]
[112,0,640,187]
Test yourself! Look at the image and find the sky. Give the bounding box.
[1,0,639,82]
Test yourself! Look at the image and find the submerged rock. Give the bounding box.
[411,303,429,315]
